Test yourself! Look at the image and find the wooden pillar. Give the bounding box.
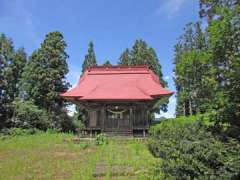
[133,106,136,128]
[90,130,92,138]
[146,110,149,127]
[143,105,148,126]
[101,105,105,132]
[130,107,133,131]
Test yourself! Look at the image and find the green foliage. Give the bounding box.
[95,133,108,145]
[11,99,50,130]
[118,39,169,113]
[149,118,240,179]
[206,5,240,126]
[52,111,75,132]
[0,34,27,128]
[20,31,69,110]
[1,128,41,137]
[74,106,87,132]
[199,0,238,20]
[174,22,212,116]
[103,59,111,66]
[79,143,90,149]
[6,48,27,100]
[0,34,13,126]
[19,31,72,130]
[0,134,158,179]
[45,128,61,134]
[82,41,97,73]
[162,114,210,126]
[12,100,77,132]
[79,41,98,130]
[72,112,85,131]
[119,39,167,87]
[119,48,131,65]
[174,3,240,127]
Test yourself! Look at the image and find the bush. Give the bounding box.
[72,111,85,134]
[0,128,42,137]
[51,110,76,132]
[148,117,240,179]
[46,128,61,134]
[95,134,108,145]
[11,99,50,130]
[11,99,82,133]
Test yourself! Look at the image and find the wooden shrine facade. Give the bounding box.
[61,65,173,136]
[80,101,150,136]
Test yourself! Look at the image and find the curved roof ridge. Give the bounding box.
[86,65,149,72]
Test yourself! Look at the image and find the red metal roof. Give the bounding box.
[61,65,173,101]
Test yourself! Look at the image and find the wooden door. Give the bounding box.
[105,107,130,131]
[89,110,97,127]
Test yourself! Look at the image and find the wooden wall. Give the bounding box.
[85,102,149,132]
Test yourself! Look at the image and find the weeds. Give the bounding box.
[0,133,158,179]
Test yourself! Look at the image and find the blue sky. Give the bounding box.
[0,0,199,118]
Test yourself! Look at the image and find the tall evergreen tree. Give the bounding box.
[147,47,167,87]
[20,31,70,128]
[7,48,27,100]
[131,40,168,113]
[77,41,97,126]
[0,34,27,128]
[174,22,213,116]
[119,48,131,65]
[130,39,149,65]
[206,5,240,126]
[103,59,111,66]
[199,0,239,20]
[0,34,14,126]
[174,2,240,127]
[120,39,167,87]
[118,39,168,113]
[82,41,97,73]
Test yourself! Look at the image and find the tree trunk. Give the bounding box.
[189,98,193,116]
[183,102,186,116]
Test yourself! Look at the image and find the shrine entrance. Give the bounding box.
[104,105,131,132]
[84,102,150,135]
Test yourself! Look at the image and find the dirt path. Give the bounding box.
[91,139,158,179]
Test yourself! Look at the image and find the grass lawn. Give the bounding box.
[0,133,161,179]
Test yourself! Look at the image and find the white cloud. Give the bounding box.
[156,96,176,119]
[155,0,188,18]
[164,75,170,80]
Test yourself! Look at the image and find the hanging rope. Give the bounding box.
[107,109,127,114]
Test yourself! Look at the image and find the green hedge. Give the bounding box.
[148,116,240,179]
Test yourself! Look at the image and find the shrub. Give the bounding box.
[0,128,42,137]
[51,110,76,132]
[95,134,108,145]
[72,111,85,134]
[11,99,50,130]
[46,128,61,134]
[79,143,89,149]
[11,99,76,132]
[148,118,240,179]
